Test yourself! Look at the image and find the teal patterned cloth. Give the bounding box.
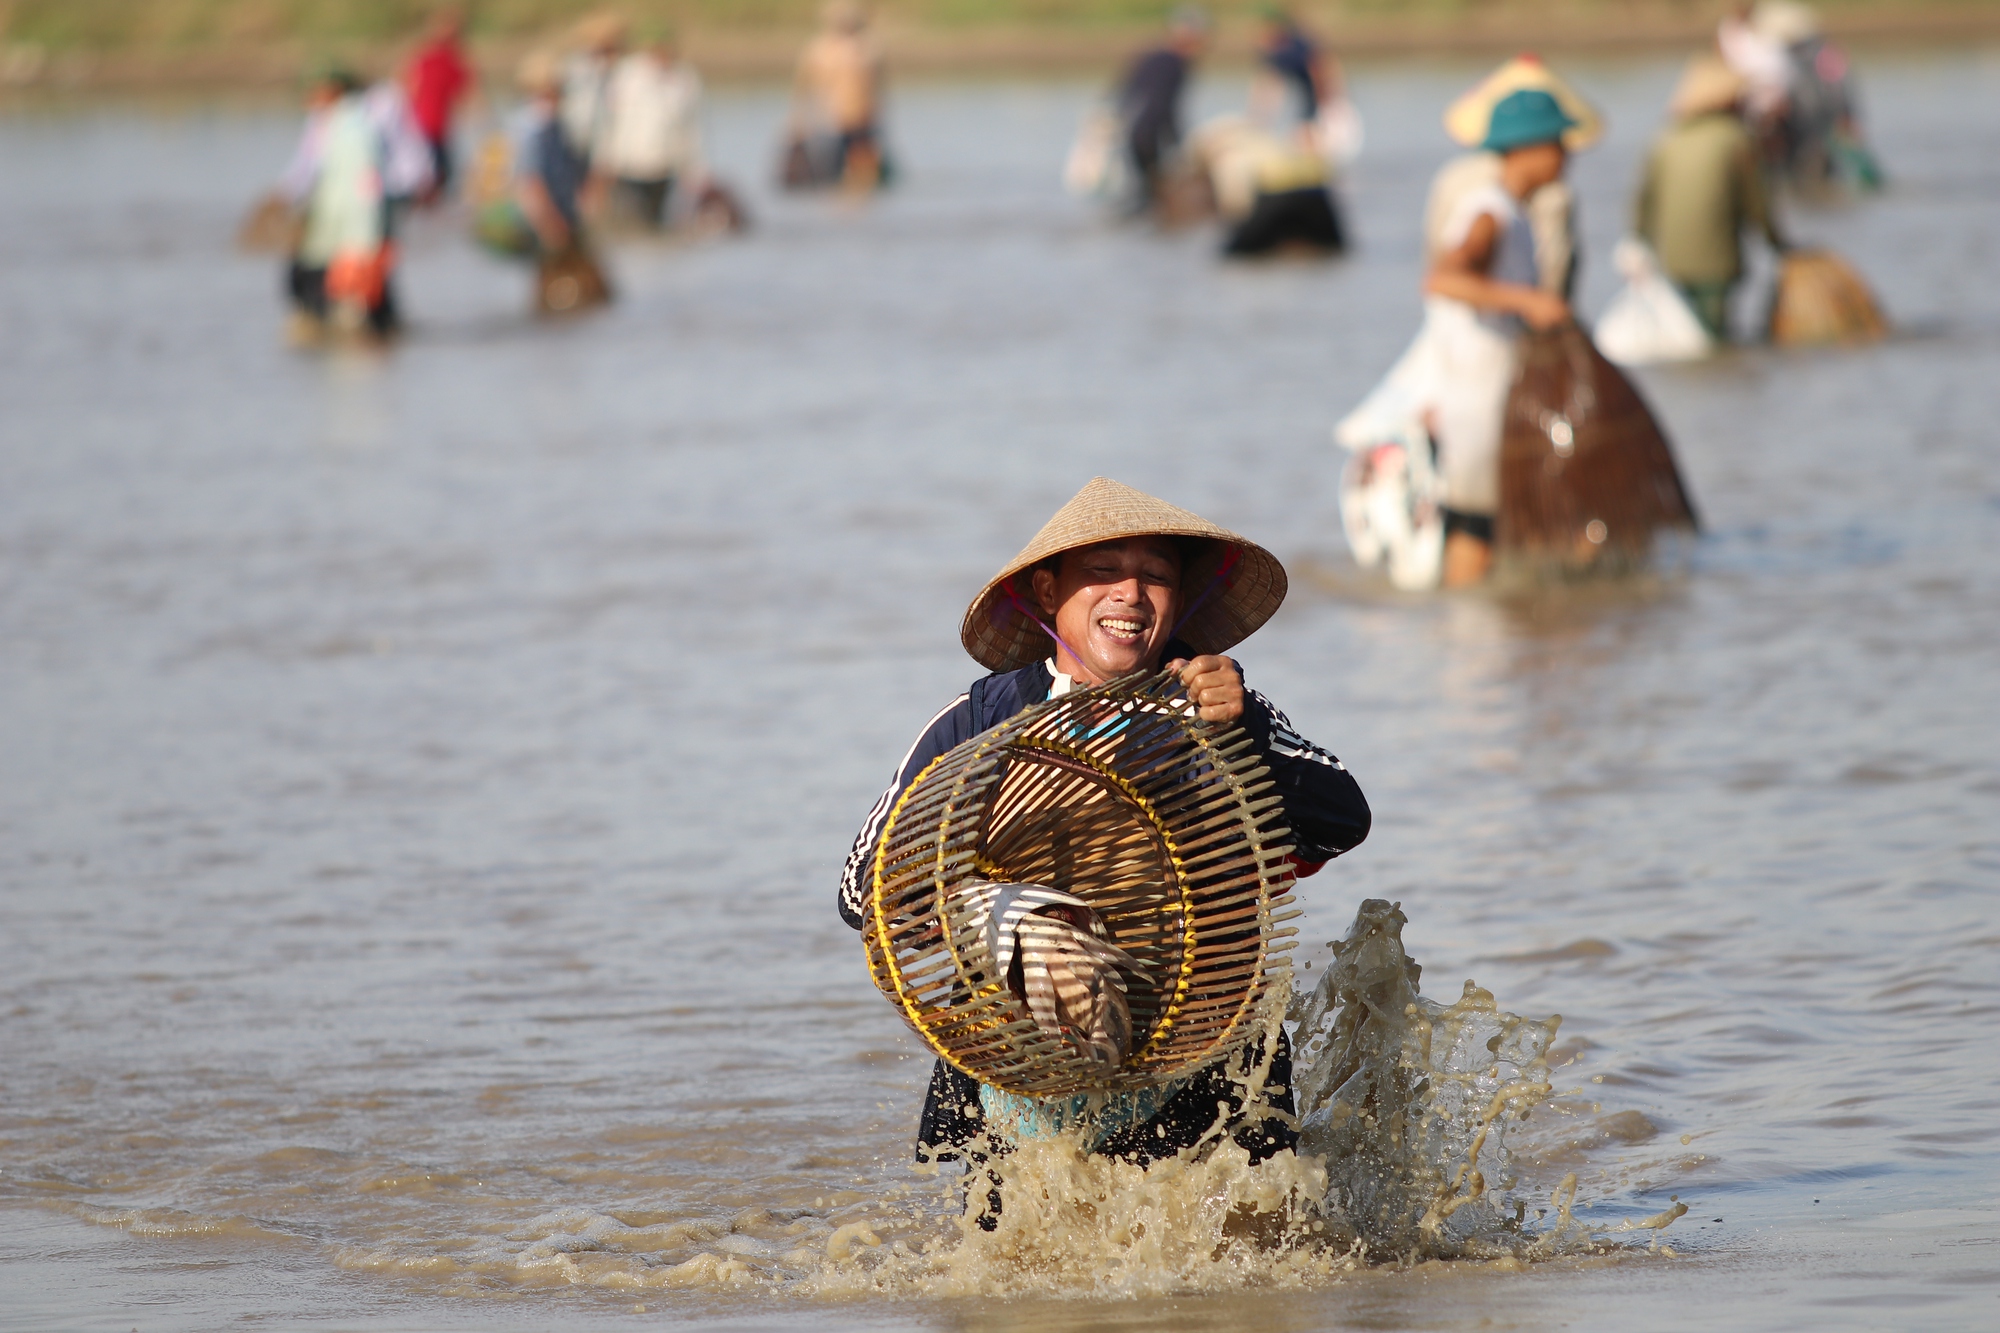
[979,1078,1191,1154]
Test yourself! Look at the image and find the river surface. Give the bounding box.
[3,48,1998,1332]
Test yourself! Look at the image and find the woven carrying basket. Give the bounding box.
[1498,323,1700,566]
[862,669,1299,1099]
[1769,249,1888,347]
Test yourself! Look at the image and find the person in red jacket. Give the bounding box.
[404,7,472,203]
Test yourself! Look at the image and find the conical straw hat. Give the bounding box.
[1445,55,1603,152]
[574,10,631,50]
[960,477,1287,673]
[1670,56,1747,119]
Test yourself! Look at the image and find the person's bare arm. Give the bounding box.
[1312,50,1344,106]
[580,169,611,220]
[515,175,570,251]
[1424,210,1570,329]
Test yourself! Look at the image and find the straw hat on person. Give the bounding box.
[516,48,562,94]
[574,9,631,52]
[1446,55,1603,152]
[960,477,1287,673]
[1752,0,1820,45]
[822,0,869,32]
[1670,56,1749,119]
[1481,89,1578,153]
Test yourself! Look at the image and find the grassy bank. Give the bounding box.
[4,1,1999,88]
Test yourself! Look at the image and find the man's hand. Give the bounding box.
[1167,654,1244,724]
[1520,289,1571,330]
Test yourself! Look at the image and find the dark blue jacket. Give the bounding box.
[836,652,1369,929]
[1118,47,1190,153]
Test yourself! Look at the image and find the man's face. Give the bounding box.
[1032,537,1183,683]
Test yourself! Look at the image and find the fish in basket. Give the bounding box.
[861,666,1299,1100]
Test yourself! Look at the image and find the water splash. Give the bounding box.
[305,901,1670,1299]
[799,898,1655,1296]
[1290,898,1566,1257]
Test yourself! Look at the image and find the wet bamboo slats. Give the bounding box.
[861,668,1297,1098]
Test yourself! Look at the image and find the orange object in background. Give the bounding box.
[325,244,396,307]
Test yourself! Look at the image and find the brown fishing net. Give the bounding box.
[536,250,613,314]
[862,668,1298,1099]
[1770,249,1889,346]
[236,193,302,254]
[1497,324,1700,569]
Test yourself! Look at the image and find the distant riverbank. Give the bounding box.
[3,1,1998,91]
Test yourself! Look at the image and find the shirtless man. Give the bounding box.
[792,1,886,190]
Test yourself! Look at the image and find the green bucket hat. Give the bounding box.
[1481,88,1577,153]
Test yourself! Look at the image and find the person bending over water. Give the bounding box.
[835,479,1369,1214]
[1423,90,1578,587]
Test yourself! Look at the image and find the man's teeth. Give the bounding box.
[1099,618,1144,634]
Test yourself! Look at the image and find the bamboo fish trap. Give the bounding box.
[1498,323,1700,569]
[862,668,1299,1100]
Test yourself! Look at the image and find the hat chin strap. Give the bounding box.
[1166,545,1241,647]
[998,576,1091,678]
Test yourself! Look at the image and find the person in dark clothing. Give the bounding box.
[835,478,1370,1207]
[1116,7,1210,210]
[1257,6,1323,122]
[504,50,612,314]
[1189,115,1346,258]
[1225,185,1344,256]
[516,55,589,248]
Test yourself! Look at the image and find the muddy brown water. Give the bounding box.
[2,49,1998,1332]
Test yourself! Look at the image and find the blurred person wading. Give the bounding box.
[787,1,889,191]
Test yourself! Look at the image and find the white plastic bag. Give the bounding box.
[1064,108,1128,199]
[1595,238,1714,365]
[1335,321,1446,591]
[1338,436,1445,591]
[1310,96,1365,174]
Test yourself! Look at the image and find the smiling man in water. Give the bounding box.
[836,477,1371,1176]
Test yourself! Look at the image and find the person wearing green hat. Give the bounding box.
[1423,87,1579,586]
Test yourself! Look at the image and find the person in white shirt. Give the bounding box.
[1422,90,1577,586]
[600,32,706,228]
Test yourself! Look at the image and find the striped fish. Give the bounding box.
[966,883,1141,1070]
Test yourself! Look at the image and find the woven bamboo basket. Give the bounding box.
[862,668,1299,1099]
[1769,249,1889,347]
[1498,323,1700,568]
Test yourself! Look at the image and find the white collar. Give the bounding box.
[1046,658,1077,698]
